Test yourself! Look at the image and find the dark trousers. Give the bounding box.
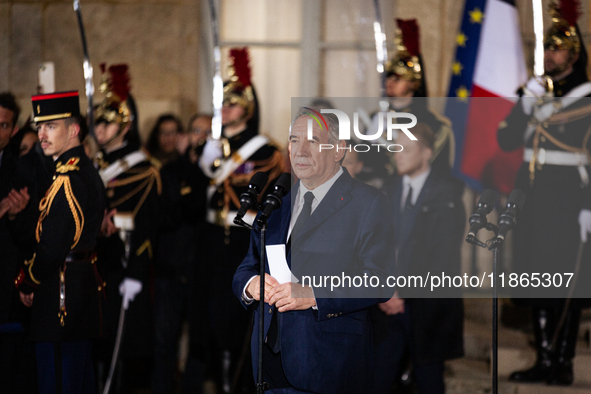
[373,309,445,394]
[0,329,38,394]
[36,341,94,394]
[153,277,204,394]
[261,344,314,394]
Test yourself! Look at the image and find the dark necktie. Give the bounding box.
[291,191,315,238]
[269,192,314,354]
[404,185,414,211]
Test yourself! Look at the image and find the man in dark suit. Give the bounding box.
[233,107,394,393]
[373,123,464,394]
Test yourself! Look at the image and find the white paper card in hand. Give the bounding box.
[265,244,291,284]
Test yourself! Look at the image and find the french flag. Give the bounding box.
[446,0,528,194]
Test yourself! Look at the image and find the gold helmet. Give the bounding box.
[544,0,581,54]
[223,48,255,122]
[95,64,132,128]
[385,19,422,82]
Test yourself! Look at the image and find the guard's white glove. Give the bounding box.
[521,77,551,115]
[524,77,548,97]
[119,278,142,310]
[198,138,223,174]
[578,209,591,243]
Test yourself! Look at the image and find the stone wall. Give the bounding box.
[2,0,591,143]
[1,0,200,141]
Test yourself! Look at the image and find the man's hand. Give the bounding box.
[378,292,404,315]
[246,274,278,301]
[4,188,29,220]
[0,197,10,219]
[267,282,316,312]
[19,292,34,308]
[100,208,118,237]
[579,209,591,243]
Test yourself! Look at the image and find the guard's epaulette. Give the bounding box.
[55,157,81,173]
[148,156,162,170]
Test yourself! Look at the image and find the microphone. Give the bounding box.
[258,173,292,223]
[234,172,269,223]
[493,189,526,246]
[466,189,499,244]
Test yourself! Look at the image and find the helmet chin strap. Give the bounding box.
[222,110,252,136]
[98,123,126,149]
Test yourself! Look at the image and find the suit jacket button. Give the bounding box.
[269,308,272,314]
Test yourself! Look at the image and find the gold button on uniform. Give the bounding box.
[268,308,272,314]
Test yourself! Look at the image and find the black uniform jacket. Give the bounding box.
[15,145,106,342]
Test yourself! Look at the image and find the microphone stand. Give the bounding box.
[256,217,268,394]
[234,211,268,393]
[466,222,499,394]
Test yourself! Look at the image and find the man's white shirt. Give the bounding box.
[400,168,430,212]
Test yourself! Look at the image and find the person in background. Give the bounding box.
[373,123,465,394]
[498,0,591,385]
[12,123,39,157]
[368,19,455,183]
[93,64,161,393]
[185,113,212,163]
[0,92,37,394]
[198,48,284,394]
[146,114,184,167]
[152,114,210,393]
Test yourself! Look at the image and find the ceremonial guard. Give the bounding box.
[14,91,105,393]
[498,0,591,385]
[369,19,455,181]
[199,48,284,393]
[92,64,161,392]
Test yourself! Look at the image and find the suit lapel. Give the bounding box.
[292,170,353,242]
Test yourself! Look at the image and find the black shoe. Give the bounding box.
[546,359,573,386]
[509,362,552,383]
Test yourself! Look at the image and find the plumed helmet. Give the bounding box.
[544,0,581,54]
[95,64,133,128]
[385,19,422,82]
[223,48,255,123]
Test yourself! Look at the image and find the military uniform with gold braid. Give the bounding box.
[498,0,591,385]
[13,91,105,394]
[382,19,455,176]
[15,91,105,342]
[198,48,283,393]
[92,65,161,381]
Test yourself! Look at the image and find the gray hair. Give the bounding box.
[289,106,340,144]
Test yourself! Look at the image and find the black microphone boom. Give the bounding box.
[258,173,292,224]
[466,189,499,244]
[234,172,269,224]
[492,189,525,247]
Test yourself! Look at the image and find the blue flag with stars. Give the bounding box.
[445,0,487,191]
